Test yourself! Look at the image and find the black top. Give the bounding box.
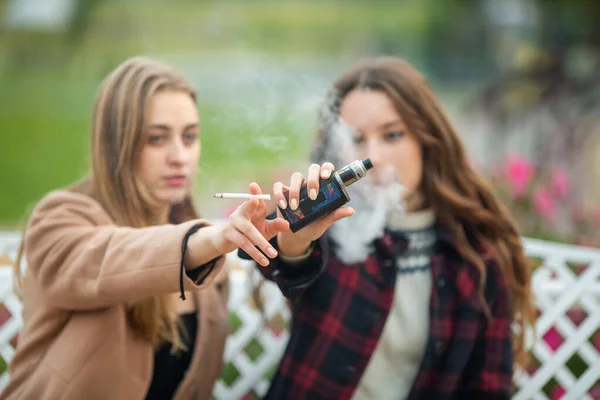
[145,312,198,400]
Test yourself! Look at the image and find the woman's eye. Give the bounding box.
[352,136,365,145]
[384,131,405,141]
[183,132,198,143]
[148,135,164,144]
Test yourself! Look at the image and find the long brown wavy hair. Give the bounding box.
[311,57,536,369]
[14,56,200,350]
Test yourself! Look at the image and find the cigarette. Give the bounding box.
[213,193,272,200]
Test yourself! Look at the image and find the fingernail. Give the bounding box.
[322,170,331,178]
[261,257,269,266]
[290,199,298,210]
[309,189,317,200]
[266,247,277,258]
[279,199,287,209]
[349,208,355,216]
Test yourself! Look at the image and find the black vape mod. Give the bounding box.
[278,158,374,233]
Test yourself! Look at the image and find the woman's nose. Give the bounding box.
[364,140,382,167]
[167,141,189,165]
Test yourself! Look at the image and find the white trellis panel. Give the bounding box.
[513,238,600,400]
[0,233,598,399]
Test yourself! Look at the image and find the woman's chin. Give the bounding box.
[152,188,189,206]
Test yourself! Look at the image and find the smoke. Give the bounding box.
[329,166,406,264]
[181,56,339,158]
[314,90,406,264]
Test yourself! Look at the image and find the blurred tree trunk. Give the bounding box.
[422,0,495,82]
[1,0,106,76]
[63,0,105,54]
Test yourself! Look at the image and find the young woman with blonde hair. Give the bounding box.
[2,56,288,400]
[242,56,535,399]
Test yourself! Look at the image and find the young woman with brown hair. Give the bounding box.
[241,56,535,399]
[2,56,288,400]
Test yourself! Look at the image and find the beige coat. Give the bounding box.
[0,191,230,400]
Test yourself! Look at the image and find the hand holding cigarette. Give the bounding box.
[207,183,288,267]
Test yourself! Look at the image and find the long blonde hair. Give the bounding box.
[14,56,200,350]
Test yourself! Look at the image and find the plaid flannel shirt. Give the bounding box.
[239,223,513,400]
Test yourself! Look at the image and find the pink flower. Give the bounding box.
[533,187,557,220]
[550,169,570,199]
[505,155,534,198]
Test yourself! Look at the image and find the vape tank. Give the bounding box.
[279,158,373,232]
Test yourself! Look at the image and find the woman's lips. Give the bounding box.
[164,175,187,187]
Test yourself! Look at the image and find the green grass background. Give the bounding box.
[0,0,451,229]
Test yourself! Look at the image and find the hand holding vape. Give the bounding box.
[278,158,373,233]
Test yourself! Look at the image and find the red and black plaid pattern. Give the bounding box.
[241,224,513,400]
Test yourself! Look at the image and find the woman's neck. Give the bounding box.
[153,206,171,225]
[405,190,426,213]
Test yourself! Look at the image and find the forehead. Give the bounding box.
[338,89,402,130]
[146,90,198,124]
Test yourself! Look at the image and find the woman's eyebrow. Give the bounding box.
[183,123,199,130]
[146,124,171,131]
[146,123,199,131]
[377,119,404,130]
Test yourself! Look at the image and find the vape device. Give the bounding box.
[278,158,373,233]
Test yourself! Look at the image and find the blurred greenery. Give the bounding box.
[0,0,439,228]
[1,0,599,234]
[1,1,431,77]
[0,75,94,228]
[0,73,316,227]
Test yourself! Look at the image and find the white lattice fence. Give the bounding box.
[514,238,600,400]
[213,256,291,399]
[0,233,599,399]
[0,233,23,392]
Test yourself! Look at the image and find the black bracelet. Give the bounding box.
[180,224,202,300]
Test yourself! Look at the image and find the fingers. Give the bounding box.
[263,217,290,241]
[325,205,355,225]
[309,206,355,234]
[229,213,278,265]
[248,182,262,195]
[224,227,269,267]
[321,162,335,179]
[246,182,269,223]
[239,196,260,220]
[306,164,321,201]
[274,162,335,212]
[273,181,287,210]
[288,172,305,211]
[306,163,335,201]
